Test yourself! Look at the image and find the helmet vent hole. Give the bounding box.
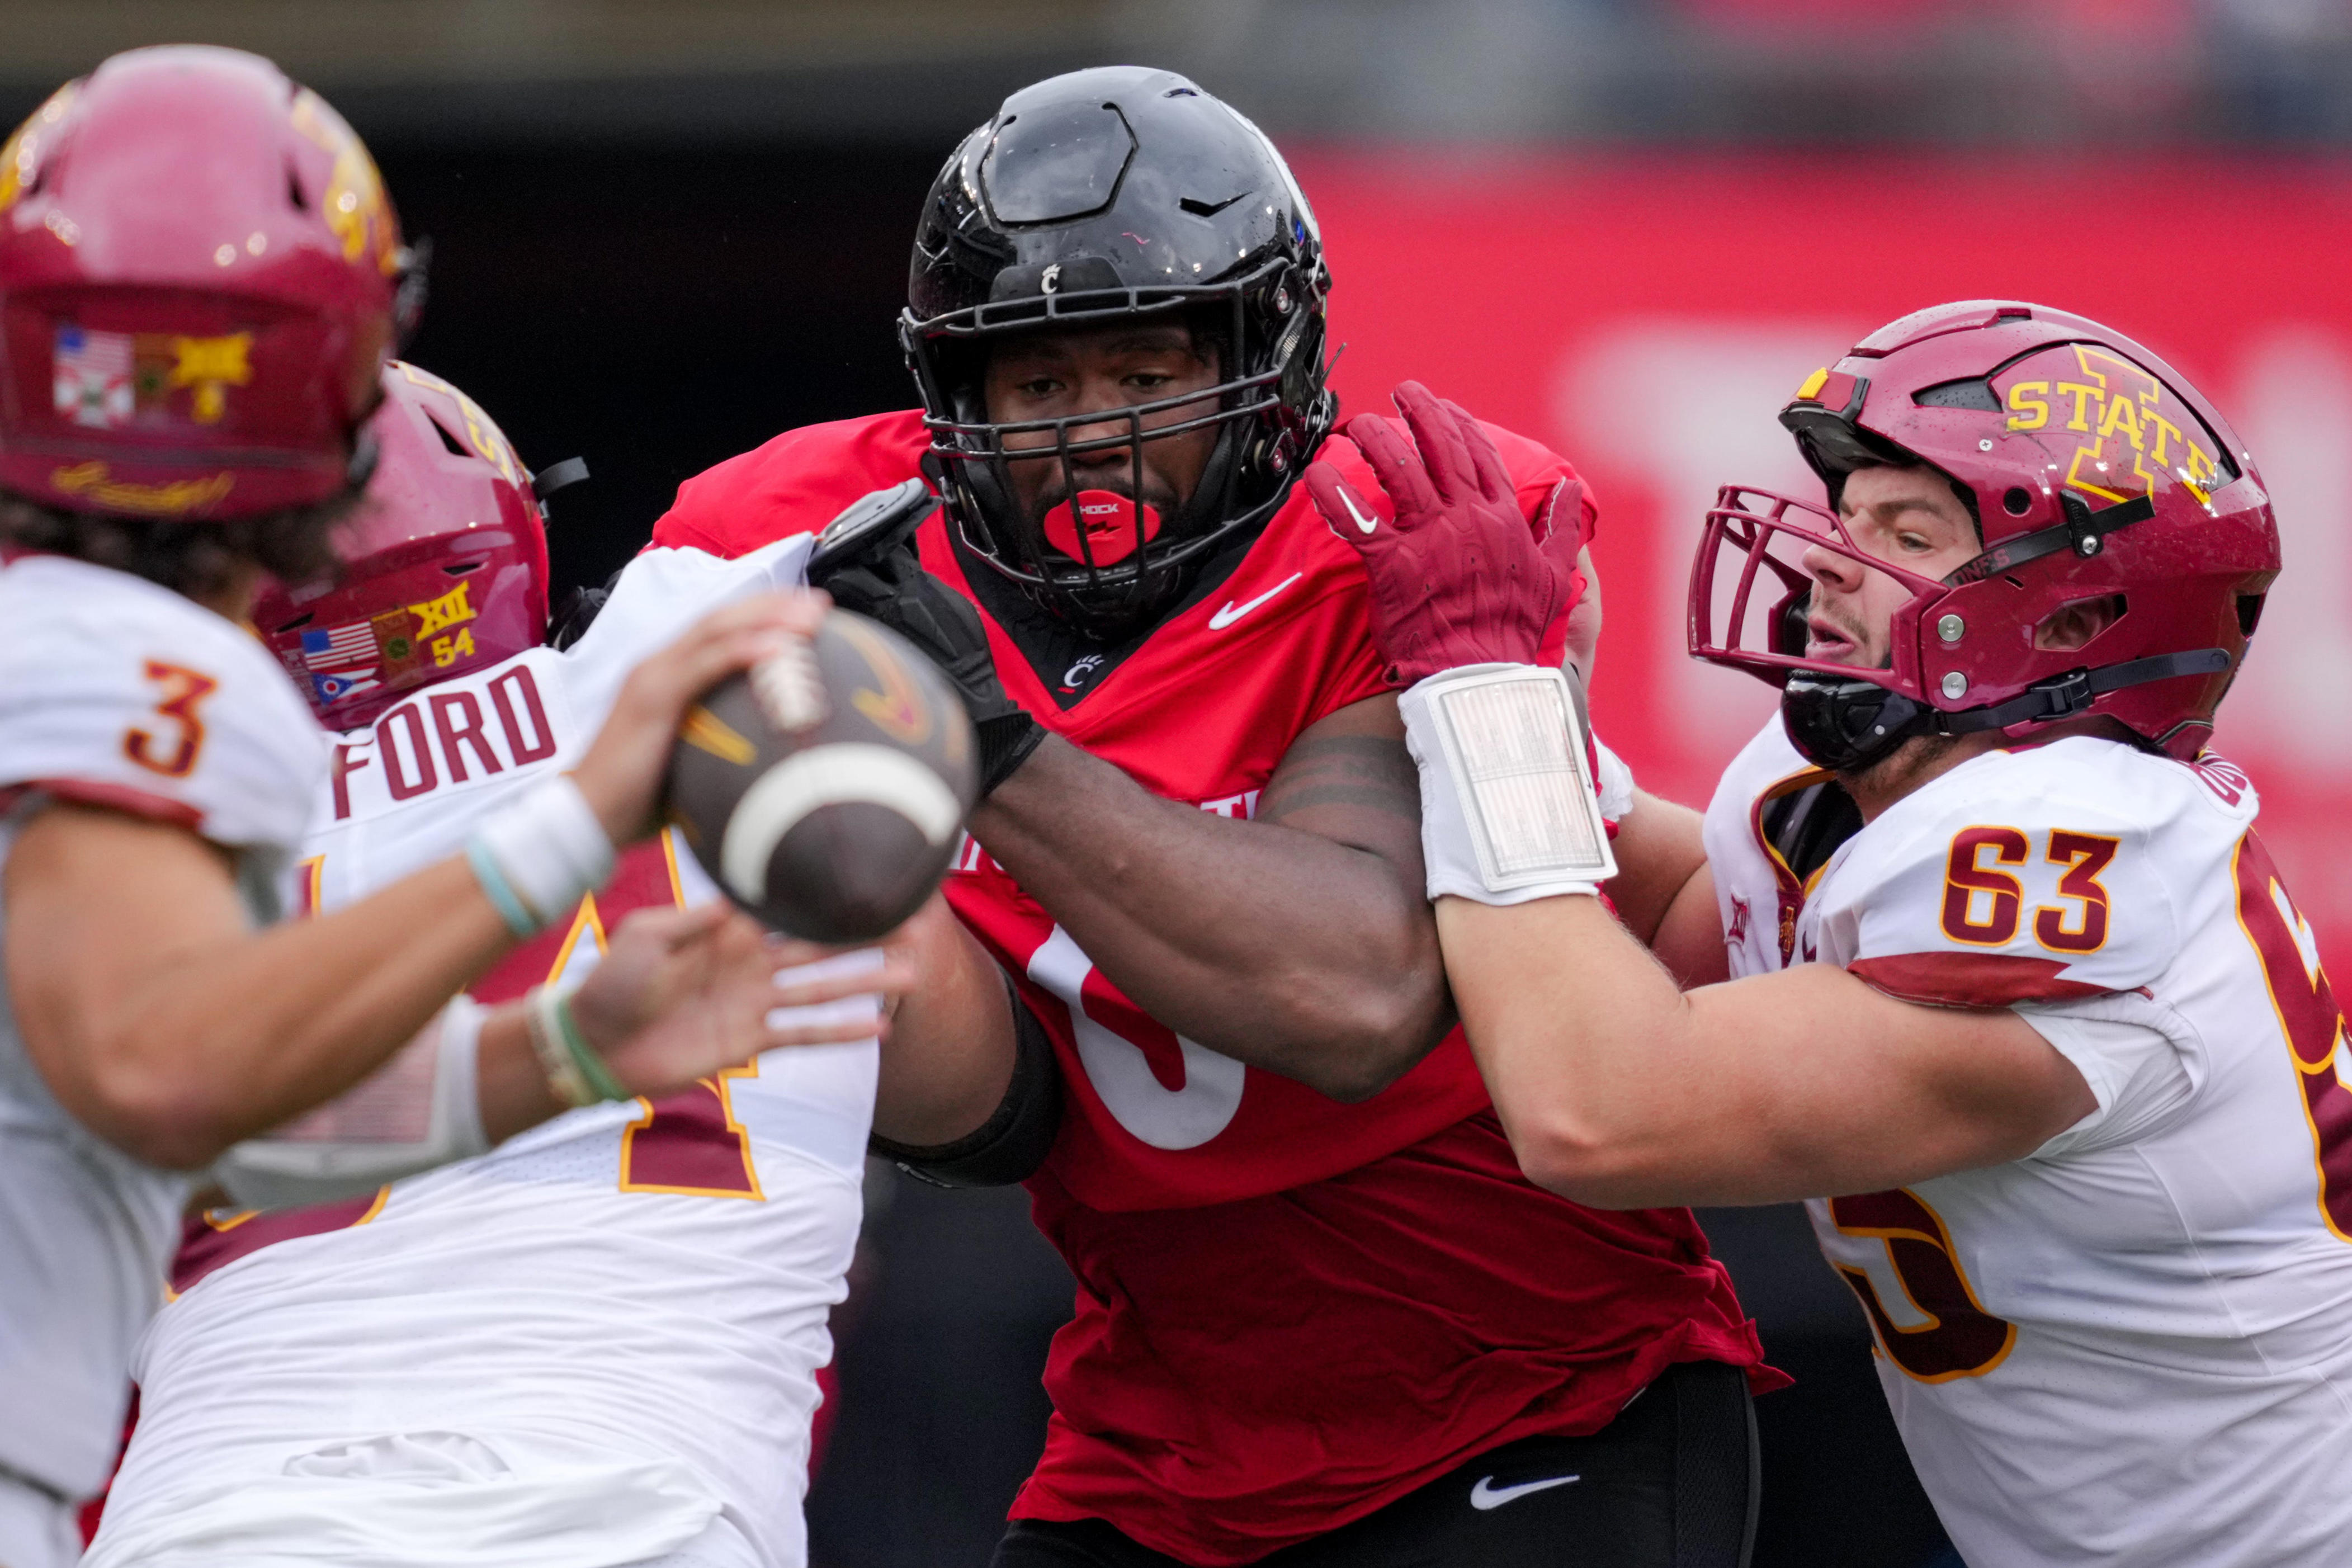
[443,559,484,576]
[425,414,471,458]
[272,612,313,634]
[2003,486,2032,516]
[1911,377,2000,412]
[286,164,308,212]
[1164,87,1198,97]
[2238,593,2267,636]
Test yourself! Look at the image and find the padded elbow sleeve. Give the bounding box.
[870,984,1061,1189]
[212,996,491,1209]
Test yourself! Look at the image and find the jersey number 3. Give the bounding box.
[123,661,219,778]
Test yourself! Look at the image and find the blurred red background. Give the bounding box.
[1304,150,2352,977]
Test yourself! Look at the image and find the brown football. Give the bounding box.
[663,609,977,943]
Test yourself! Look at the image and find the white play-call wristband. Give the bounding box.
[1398,662,1619,906]
[471,774,617,932]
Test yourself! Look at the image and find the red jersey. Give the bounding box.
[655,410,1774,1564]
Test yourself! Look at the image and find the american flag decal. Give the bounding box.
[53,325,134,429]
[300,622,379,673]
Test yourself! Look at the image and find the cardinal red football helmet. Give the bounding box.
[253,362,550,730]
[0,46,416,522]
[1690,301,2279,769]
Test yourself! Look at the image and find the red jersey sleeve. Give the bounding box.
[1478,417,1599,546]
[649,409,932,558]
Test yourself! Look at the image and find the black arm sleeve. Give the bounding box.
[867,981,1061,1189]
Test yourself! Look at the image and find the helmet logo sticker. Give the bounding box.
[291,88,400,276]
[396,362,522,484]
[409,579,477,641]
[1042,490,1163,566]
[168,333,252,423]
[298,620,385,708]
[54,326,134,427]
[2000,344,2222,507]
[48,461,233,516]
[53,327,258,428]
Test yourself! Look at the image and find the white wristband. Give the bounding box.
[473,775,616,931]
[1399,663,1618,905]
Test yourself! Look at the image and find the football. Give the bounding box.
[663,608,978,943]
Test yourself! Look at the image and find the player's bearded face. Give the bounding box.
[983,322,1224,550]
[1802,465,1981,669]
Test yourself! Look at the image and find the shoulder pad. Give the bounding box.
[1812,740,2218,1007]
[0,558,323,848]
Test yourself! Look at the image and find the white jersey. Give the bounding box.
[0,555,323,1502]
[1706,715,2352,1566]
[89,537,868,1568]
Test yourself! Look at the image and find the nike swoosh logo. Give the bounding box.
[1207,572,1303,630]
[1339,488,1380,534]
[1468,1473,1580,1511]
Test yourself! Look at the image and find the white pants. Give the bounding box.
[0,1474,80,1568]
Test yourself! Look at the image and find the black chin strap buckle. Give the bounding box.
[2038,667,2096,719]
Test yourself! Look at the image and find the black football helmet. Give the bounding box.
[901,65,1335,639]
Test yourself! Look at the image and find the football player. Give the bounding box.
[1311,305,2352,1566]
[85,362,1016,1568]
[0,49,817,1565]
[653,66,1775,1568]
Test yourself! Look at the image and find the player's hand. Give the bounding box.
[571,903,914,1099]
[570,590,830,843]
[810,485,1044,794]
[1303,381,1586,686]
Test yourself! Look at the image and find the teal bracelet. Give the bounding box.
[466,837,540,938]
[549,989,630,1103]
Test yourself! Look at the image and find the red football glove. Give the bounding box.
[1304,381,1585,687]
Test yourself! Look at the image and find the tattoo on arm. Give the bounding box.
[1258,735,1422,826]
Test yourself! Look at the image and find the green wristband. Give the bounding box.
[550,988,630,1103]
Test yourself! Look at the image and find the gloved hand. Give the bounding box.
[1303,381,1585,686]
[809,481,1046,795]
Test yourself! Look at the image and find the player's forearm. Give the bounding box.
[972,737,1449,1101]
[11,806,523,1169]
[1441,895,1888,1206]
[871,896,1018,1146]
[115,859,515,1166]
[1438,896,2093,1206]
[1437,893,1721,1204]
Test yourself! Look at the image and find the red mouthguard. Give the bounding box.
[1042,490,1162,566]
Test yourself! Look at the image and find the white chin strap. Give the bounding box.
[1398,663,1619,906]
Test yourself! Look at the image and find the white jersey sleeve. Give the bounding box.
[1805,736,2224,1151]
[553,536,815,723]
[0,555,323,859]
[1810,738,2198,1007]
